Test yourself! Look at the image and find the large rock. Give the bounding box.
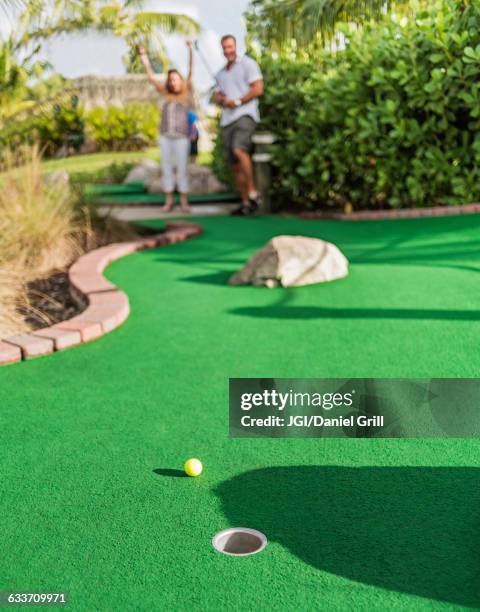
[147,163,227,194]
[124,159,161,184]
[229,235,349,288]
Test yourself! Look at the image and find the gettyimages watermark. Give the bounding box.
[229,379,480,438]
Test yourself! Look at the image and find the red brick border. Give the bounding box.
[300,202,480,221]
[0,221,203,366]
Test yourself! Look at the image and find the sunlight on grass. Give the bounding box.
[40,148,212,175]
[1,149,213,187]
[41,148,160,174]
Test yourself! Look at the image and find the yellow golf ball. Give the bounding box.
[184,458,203,477]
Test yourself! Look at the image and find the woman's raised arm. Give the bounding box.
[186,40,193,83]
[139,45,165,94]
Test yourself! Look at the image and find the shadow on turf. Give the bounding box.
[153,468,186,478]
[215,466,480,608]
[229,305,480,321]
[180,270,235,286]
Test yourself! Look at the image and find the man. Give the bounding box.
[215,35,264,215]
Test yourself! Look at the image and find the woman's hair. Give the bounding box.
[166,69,184,94]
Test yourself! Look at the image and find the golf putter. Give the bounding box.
[193,40,224,95]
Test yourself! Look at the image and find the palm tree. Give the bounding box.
[0,37,52,125]
[16,0,199,68]
[246,0,420,50]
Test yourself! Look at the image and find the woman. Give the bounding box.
[139,42,194,213]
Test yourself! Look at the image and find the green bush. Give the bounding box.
[213,0,480,209]
[255,55,315,205]
[210,123,234,188]
[36,97,85,156]
[85,103,159,151]
[0,96,84,159]
[1,100,159,160]
[0,115,38,155]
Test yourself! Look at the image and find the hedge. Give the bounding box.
[214,0,480,209]
[84,103,159,152]
[1,101,159,158]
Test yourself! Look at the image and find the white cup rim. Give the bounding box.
[212,527,268,557]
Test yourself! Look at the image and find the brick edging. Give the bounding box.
[0,221,203,366]
[300,202,480,221]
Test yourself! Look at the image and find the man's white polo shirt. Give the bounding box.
[216,55,263,127]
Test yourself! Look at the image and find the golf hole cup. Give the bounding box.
[212,528,267,557]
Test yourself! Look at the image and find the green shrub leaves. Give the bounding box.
[226,0,480,209]
[85,103,159,152]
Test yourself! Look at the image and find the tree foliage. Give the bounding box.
[0,0,199,146]
[245,0,426,51]
[215,0,480,209]
[0,37,52,125]
[15,0,199,68]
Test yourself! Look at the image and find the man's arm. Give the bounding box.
[212,71,226,106]
[214,90,226,105]
[139,45,165,94]
[223,79,263,109]
[241,79,264,104]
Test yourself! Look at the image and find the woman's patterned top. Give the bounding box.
[159,79,193,138]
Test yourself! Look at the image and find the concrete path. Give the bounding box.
[98,203,239,222]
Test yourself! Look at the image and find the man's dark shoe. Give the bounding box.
[231,204,251,216]
[248,196,260,214]
[231,196,261,216]
[230,203,258,217]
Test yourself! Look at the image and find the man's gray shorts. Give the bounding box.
[223,115,257,165]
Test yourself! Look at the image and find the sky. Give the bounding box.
[2,0,251,95]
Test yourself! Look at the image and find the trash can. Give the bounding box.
[252,132,276,213]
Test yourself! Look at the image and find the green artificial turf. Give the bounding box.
[1,215,480,611]
[85,181,147,196]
